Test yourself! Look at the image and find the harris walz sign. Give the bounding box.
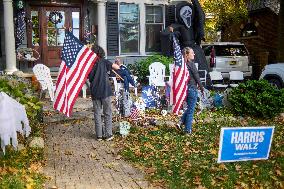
[218,126,274,163]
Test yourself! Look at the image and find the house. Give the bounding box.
[221,0,280,78]
[0,0,175,74]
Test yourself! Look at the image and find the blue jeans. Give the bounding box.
[181,86,198,133]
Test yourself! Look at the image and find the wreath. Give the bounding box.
[49,11,63,25]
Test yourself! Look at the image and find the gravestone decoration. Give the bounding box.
[161,0,209,72]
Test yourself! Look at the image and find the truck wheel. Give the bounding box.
[268,78,282,89]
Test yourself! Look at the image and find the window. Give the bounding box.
[46,11,65,46]
[31,11,40,46]
[119,3,139,54]
[241,23,258,37]
[72,12,80,39]
[145,5,163,52]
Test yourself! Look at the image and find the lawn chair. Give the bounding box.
[229,71,244,87]
[198,70,207,87]
[209,70,228,90]
[33,64,55,101]
[148,62,166,87]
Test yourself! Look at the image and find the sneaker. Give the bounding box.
[97,137,103,141]
[175,123,182,131]
[184,131,192,136]
[105,135,114,141]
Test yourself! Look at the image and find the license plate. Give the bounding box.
[229,61,237,65]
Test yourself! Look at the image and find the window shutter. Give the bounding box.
[165,5,176,28]
[106,2,119,56]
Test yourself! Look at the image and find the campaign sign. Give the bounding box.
[218,126,274,163]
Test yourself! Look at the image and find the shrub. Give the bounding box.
[228,79,284,118]
[127,55,173,85]
[0,75,43,125]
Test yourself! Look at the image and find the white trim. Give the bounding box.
[112,0,168,56]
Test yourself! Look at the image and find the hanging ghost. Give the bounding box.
[161,0,208,71]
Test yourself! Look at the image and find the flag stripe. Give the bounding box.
[53,64,67,111]
[172,35,189,115]
[53,31,97,117]
[68,55,97,113]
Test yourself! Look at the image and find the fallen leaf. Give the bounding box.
[235,165,241,171]
[209,148,217,155]
[193,176,202,185]
[276,169,282,176]
[64,150,73,155]
[219,164,228,171]
[145,167,156,174]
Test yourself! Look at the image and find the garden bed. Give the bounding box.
[0,75,46,188]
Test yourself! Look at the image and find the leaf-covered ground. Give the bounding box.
[0,146,45,189]
[114,109,284,189]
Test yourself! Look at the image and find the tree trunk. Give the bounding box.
[278,0,284,61]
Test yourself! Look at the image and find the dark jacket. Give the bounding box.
[187,60,203,90]
[88,58,113,99]
[111,65,135,92]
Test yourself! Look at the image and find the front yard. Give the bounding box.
[114,109,284,188]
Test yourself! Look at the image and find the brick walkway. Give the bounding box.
[43,98,153,189]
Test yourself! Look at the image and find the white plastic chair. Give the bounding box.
[168,63,174,106]
[148,62,166,87]
[229,71,244,87]
[33,64,55,101]
[209,70,228,89]
[111,75,138,96]
[198,70,207,86]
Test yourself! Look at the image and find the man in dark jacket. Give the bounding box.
[88,45,119,141]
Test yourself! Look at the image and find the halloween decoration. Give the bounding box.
[119,121,131,137]
[161,0,209,71]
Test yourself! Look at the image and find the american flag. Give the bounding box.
[130,105,139,120]
[172,35,190,115]
[53,31,97,117]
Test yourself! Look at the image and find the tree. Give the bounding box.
[202,0,249,41]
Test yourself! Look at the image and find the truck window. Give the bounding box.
[215,45,248,56]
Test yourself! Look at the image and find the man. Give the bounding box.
[112,57,136,117]
[88,45,120,141]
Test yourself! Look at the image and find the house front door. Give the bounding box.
[28,6,81,67]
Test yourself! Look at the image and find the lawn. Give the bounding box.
[114,109,284,189]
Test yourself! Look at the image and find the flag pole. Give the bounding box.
[111,69,124,81]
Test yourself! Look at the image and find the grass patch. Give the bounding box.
[0,146,46,189]
[115,109,284,188]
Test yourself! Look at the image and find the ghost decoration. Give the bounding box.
[119,121,131,137]
[160,0,209,72]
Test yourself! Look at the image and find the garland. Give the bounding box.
[49,11,63,25]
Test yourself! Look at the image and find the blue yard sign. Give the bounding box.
[218,126,274,163]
